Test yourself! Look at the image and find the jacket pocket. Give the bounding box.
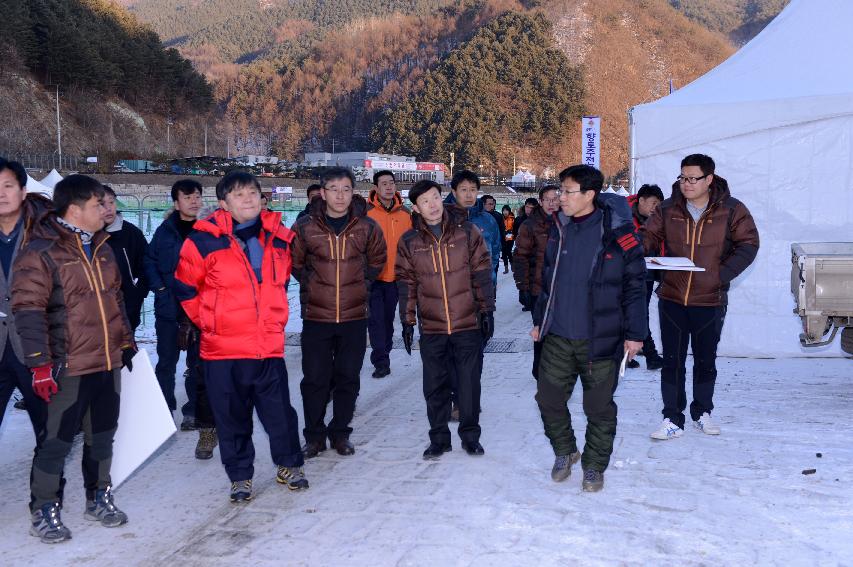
[154,289,176,320]
[200,289,218,334]
[272,249,291,285]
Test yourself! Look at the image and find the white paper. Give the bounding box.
[645,257,705,272]
[111,349,177,488]
[619,350,630,378]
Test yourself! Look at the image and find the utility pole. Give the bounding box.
[55,85,62,170]
[332,138,336,155]
[204,123,208,155]
[166,117,173,157]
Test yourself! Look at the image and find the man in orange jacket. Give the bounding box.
[366,170,412,378]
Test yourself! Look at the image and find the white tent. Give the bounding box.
[25,175,53,199]
[629,0,853,357]
[40,169,63,189]
[511,170,536,185]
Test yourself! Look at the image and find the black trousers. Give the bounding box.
[501,241,513,267]
[154,316,200,418]
[642,280,660,357]
[30,370,120,511]
[448,336,485,404]
[204,358,303,481]
[368,281,398,370]
[420,330,483,445]
[0,340,46,436]
[189,343,214,429]
[659,299,726,428]
[300,319,367,443]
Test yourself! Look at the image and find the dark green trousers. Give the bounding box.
[30,370,120,511]
[535,336,618,472]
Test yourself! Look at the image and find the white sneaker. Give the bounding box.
[650,418,684,440]
[693,413,721,435]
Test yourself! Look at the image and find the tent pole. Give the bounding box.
[628,107,635,193]
[55,85,62,172]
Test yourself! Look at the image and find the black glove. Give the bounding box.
[480,311,494,342]
[122,346,138,372]
[177,318,199,351]
[519,290,533,310]
[402,324,414,355]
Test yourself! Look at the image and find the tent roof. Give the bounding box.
[631,0,853,158]
[26,175,53,198]
[41,169,63,189]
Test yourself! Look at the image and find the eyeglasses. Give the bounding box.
[324,187,353,195]
[676,174,709,185]
[555,189,582,196]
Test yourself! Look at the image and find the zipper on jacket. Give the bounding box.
[335,234,341,323]
[683,209,711,306]
[539,225,565,337]
[329,217,359,324]
[122,248,137,285]
[229,235,261,323]
[427,230,453,335]
[76,236,113,370]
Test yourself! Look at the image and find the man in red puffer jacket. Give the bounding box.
[174,171,307,504]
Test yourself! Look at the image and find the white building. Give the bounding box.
[303,152,446,184]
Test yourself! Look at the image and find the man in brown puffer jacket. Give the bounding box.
[642,154,759,441]
[12,175,135,543]
[395,180,495,460]
[512,184,560,378]
[291,167,386,458]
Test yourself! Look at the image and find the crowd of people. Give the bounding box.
[0,153,758,544]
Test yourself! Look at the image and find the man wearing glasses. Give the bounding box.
[642,154,759,441]
[531,165,647,492]
[513,184,560,378]
[291,167,387,458]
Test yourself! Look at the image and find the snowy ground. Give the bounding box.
[0,269,852,566]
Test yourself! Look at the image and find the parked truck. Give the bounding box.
[791,242,853,353]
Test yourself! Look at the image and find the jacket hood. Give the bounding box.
[595,192,634,233]
[548,194,632,235]
[411,203,466,234]
[307,192,369,220]
[195,208,293,242]
[19,193,55,247]
[443,191,486,217]
[528,205,551,225]
[31,212,110,247]
[368,190,405,213]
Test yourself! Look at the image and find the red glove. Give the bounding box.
[32,365,58,403]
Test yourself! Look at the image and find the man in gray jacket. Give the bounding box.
[0,158,48,437]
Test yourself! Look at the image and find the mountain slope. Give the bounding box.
[0,0,214,159]
[670,0,790,45]
[371,11,584,171]
[0,0,211,114]
[121,0,460,64]
[546,0,735,175]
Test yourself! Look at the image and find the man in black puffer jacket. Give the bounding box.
[531,165,647,493]
[102,186,148,333]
